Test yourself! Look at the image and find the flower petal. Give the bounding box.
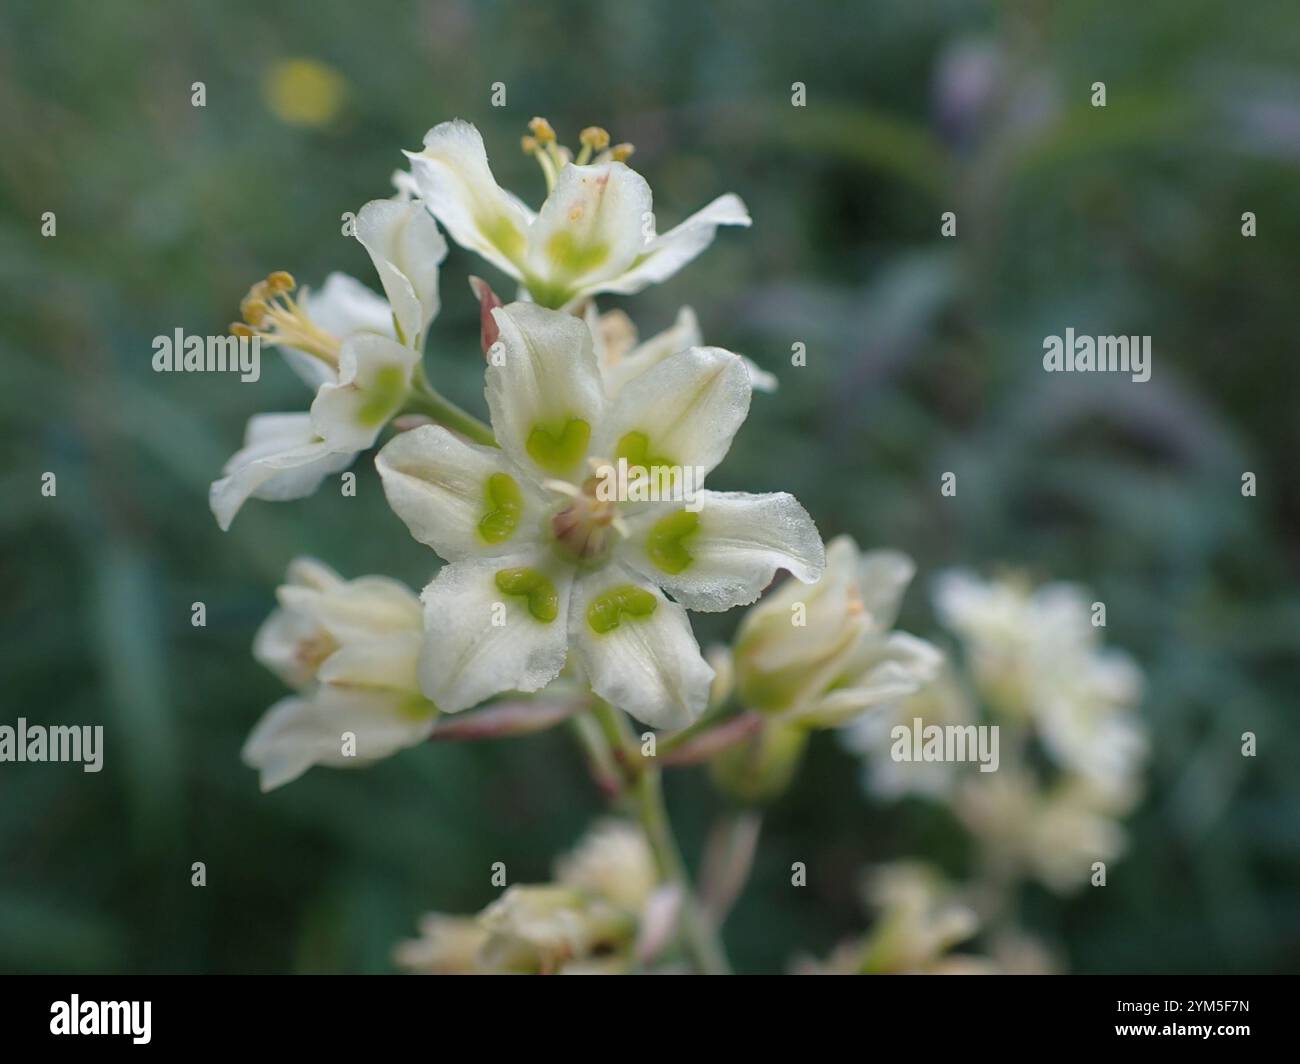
[304,271,395,339]
[594,193,751,297]
[376,424,548,561]
[859,549,917,631]
[524,162,652,307]
[405,119,533,280]
[600,306,701,398]
[278,574,423,644]
[209,413,353,530]
[569,565,713,729]
[355,198,447,346]
[242,688,435,792]
[794,632,943,727]
[486,302,606,483]
[594,346,750,479]
[418,553,572,712]
[318,631,423,692]
[311,333,420,451]
[619,490,824,612]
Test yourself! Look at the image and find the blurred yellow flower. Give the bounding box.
[263,58,347,128]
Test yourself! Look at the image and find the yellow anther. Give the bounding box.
[240,297,270,326]
[521,134,539,154]
[528,116,556,143]
[248,279,271,302]
[267,270,296,293]
[230,322,256,338]
[580,126,610,151]
[609,142,635,162]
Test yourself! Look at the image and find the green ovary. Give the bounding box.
[494,567,559,623]
[646,510,700,574]
[526,417,590,474]
[587,584,658,634]
[357,364,409,426]
[547,230,609,277]
[478,473,523,544]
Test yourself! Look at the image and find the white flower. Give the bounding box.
[733,536,941,726]
[376,302,823,729]
[393,914,488,975]
[958,770,1132,894]
[840,667,975,800]
[553,819,658,911]
[405,118,750,310]
[794,861,992,975]
[586,304,777,398]
[478,886,635,974]
[933,569,1146,790]
[210,197,447,529]
[241,557,435,791]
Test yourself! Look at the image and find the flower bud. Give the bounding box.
[709,718,808,804]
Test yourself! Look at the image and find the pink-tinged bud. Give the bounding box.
[469,275,504,356]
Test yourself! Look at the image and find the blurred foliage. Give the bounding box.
[2,0,1298,974]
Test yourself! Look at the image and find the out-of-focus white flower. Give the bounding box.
[586,304,777,398]
[957,770,1132,894]
[933,569,1146,791]
[211,196,447,529]
[793,861,993,975]
[405,118,749,310]
[840,667,975,799]
[733,536,941,726]
[396,820,658,975]
[478,885,635,974]
[376,301,823,728]
[392,914,488,974]
[241,557,435,791]
[554,818,658,911]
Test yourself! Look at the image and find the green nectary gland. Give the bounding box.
[546,230,609,277]
[586,584,657,634]
[526,417,591,474]
[494,567,560,623]
[479,472,524,544]
[646,510,700,574]
[356,364,409,427]
[478,212,526,263]
[614,430,674,471]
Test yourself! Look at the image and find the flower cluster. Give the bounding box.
[212,116,1148,976]
[394,820,667,975]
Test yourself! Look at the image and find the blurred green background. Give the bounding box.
[2,0,1298,974]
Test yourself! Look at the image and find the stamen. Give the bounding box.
[528,116,556,144]
[232,271,341,367]
[522,131,558,193]
[576,126,610,166]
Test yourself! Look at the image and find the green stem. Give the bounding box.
[404,368,496,446]
[657,698,737,756]
[587,701,732,974]
[633,765,733,975]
